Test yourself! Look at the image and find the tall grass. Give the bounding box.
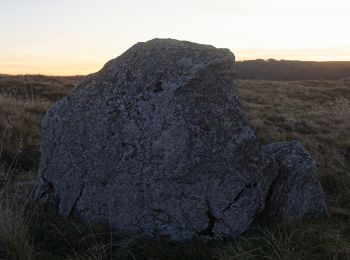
[0,152,35,260]
[0,195,34,260]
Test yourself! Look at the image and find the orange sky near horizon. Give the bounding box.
[1,0,349,76]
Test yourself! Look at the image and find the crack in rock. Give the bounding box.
[223,182,257,212]
[198,211,219,237]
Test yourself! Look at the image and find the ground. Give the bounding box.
[0,74,349,259]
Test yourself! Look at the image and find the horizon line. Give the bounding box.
[1,58,350,77]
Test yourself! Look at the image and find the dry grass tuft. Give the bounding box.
[0,164,35,260]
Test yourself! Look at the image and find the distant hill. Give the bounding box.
[236,60,350,80]
[2,60,350,81]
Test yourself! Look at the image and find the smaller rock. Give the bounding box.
[263,141,328,219]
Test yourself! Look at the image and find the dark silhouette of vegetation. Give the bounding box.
[236,60,350,80]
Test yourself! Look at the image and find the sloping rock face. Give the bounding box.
[263,142,328,219]
[35,39,277,240]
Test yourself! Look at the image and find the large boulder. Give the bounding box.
[35,39,277,240]
[263,141,328,219]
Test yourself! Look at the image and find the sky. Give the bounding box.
[1,0,349,75]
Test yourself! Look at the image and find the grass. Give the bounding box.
[0,74,349,259]
[238,79,350,209]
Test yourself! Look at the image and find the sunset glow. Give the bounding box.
[1,0,349,75]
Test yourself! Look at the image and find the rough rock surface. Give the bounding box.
[35,39,278,240]
[263,141,328,219]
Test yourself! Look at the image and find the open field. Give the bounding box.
[0,74,349,259]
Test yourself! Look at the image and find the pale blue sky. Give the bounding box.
[1,0,349,75]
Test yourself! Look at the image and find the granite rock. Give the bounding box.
[35,39,277,240]
[263,141,328,219]
[35,39,328,240]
